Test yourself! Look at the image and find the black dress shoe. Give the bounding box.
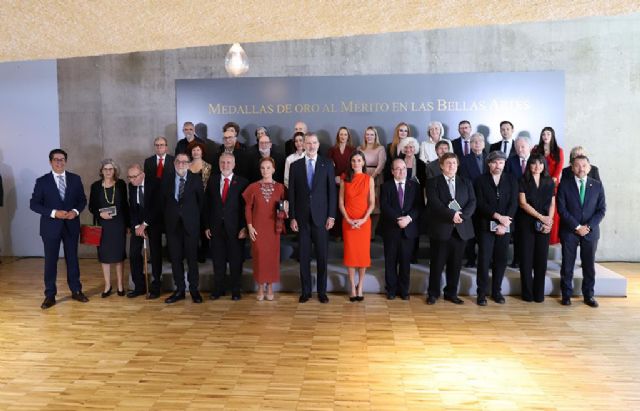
[299,294,310,303]
[493,294,506,304]
[584,297,599,308]
[386,294,396,300]
[71,291,89,303]
[117,289,125,297]
[561,297,572,306]
[444,295,464,305]
[41,296,56,309]
[165,291,186,304]
[126,290,145,298]
[477,296,487,306]
[147,291,160,299]
[101,287,113,298]
[400,295,410,301]
[350,296,358,302]
[356,296,364,302]
[191,291,203,303]
[426,295,437,305]
[318,294,329,304]
[231,294,241,301]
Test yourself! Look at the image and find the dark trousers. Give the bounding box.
[129,224,163,293]
[42,227,82,298]
[298,218,329,297]
[383,235,414,298]
[511,212,523,265]
[166,220,199,292]
[519,227,549,302]
[428,232,466,298]
[476,231,510,297]
[211,226,245,297]
[464,238,477,264]
[560,233,597,299]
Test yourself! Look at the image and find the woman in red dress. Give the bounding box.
[533,127,564,244]
[243,157,287,301]
[339,151,375,302]
[328,127,355,240]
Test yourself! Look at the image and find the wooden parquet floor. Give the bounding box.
[0,258,638,410]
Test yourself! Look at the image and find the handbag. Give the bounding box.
[80,224,102,246]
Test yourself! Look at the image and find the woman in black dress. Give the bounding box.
[89,159,129,297]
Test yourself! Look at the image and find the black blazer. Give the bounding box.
[288,156,337,227]
[380,179,424,240]
[425,160,442,180]
[128,177,161,229]
[561,165,600,182]
[89,179,130,227]
[246,145,285,184]
[451,137,466,159]
[203,173,249,238]
[144,154,175,181]
[426,174,476,241]
[459,152,487,183]
[490,140,516,157]
[161,171,204,236]
[473,173,519,232]
[214,144,249,180]
[556,176,606,241]
[518,176,555,231]
[505,155,527,179]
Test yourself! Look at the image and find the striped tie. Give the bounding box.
[57,175,66,200]
[178,177,185,201]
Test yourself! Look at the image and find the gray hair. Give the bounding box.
[470,132,485,144]
[428,121,444,139]
[99,158,120,179]
[569,146,587,162]
[515,135,532,147]
[398,136,420,153]
[486,150,507,164]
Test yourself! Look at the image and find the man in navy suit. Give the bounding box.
[451,120,472,159]
[204,153,249,301]
[381,158,424,300]
[557,155,606,307]
[288,132,337,303]
[489,121,517,158]
[30,149,88,309]
[426,153,476,305]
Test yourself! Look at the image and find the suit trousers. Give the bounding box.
[42,225,82,298]
[428,231,465,298]
[298,218,329,297]
[166,219,199,292]
[476,231,510,297]
[519,228,549,302]
[383,235,413,297]
[210,226,245,296]
[560,233,597,299]
[129,225,164,293]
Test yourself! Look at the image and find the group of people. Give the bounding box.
[29,118,606,310]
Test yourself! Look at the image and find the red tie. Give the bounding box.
[156,157,164,178]
[222,178,230,204]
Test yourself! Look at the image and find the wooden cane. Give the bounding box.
[143,237,149,296]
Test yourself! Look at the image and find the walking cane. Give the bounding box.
[143,237,149,296]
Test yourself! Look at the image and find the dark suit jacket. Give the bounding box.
[214,143,249,179]
[30,171,87,239]
[288,156,337,227]
[246,146,285,184]
[161,171,204,236]
[203,173,249,238]
[459,152,487,183]
[425,160,443,180]
[175,136,205,156]
[144,154,175,181]
[473,173,519,232]
[490,140,516,157]
[380,179,424,239]
[128,177,161,229]
[561,165,600,182]
[451,137,468,159]
[556,176,606,241]
[426,174,476,241]
[505,155,527,179]
[88,179,130,227]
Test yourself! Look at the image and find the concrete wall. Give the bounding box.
[56,13,639,260]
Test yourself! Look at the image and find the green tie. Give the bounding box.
[579,178,585,206]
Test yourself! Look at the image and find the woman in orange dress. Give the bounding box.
[339,151,375,302]
[243,157,287,301]
[533,126,564,244]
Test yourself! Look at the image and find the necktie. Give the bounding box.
[156,157,164,178]
[503,141,508,154]
[521,158,526,174]
[464,140,469,156]
[579,178,585,206]
[138,185,144,207]
[57,175,66,200]
[222,177,230,204]
[178,177,185,201]
[307,158,315,189]
[448,177,455,199]
[398,182,404,209]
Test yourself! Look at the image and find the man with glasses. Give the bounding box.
[215,121,248,179]
[30,149,88,309]
[247,129,285,183]
[144,136,174,181]
[175,122,205,157]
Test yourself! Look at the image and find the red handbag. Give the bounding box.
[80,225,102,246]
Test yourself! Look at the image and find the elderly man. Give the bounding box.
[505,135,532,268]
[175,122,205,157]
[247,129,285,183]
[215,121,248,178]
[473,151,519,305]
[557,155,606,307]
[451,120,472,159]
[144,136,175,181]
[490,121,516,157]
[161,153,204,303]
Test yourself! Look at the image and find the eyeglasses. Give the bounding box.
[175,160,190,165]
[51,158,66,163]
[102,167,115,171]
[154,143,167,147]
[127,173,142,179]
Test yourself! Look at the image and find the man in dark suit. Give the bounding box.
[489,120,517,158]
[246,131,285,183]
[285,121,308,157]
[504,136,531,179]
[425,153,476,305]
[381,158,424,300]
[214,122,248,179]
[473,151,519,306]
[30,148,89,309]
[425,140,450,180]
[561,146,601,182]
[161,153,205,303]
[204,152,249,300]
[144,136,175,181]
[288,132,337,303]
[175,121,205,157]
[451,120,472,159]
[557,155,606,307]
[126,164,162,298]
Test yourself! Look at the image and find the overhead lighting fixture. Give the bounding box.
[225,43,249,77]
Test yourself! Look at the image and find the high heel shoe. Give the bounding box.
[256,293,264,301]
[349,295,357,302]
[101,287,113,298]
[117,288,125,297]
[266,293,274,301]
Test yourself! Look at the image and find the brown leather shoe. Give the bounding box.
[41,297,56,309]
[71,291,89,303]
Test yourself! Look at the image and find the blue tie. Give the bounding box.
[57,175,66,201]
[307,158,314,189]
